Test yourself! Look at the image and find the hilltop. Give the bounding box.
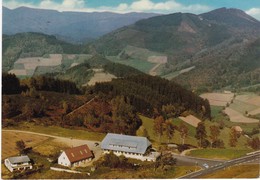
[89,8,260,91]
[3,6,158,43]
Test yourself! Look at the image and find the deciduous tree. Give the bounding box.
[164,120,175,143]
[153,116,165,142]
[229,128,238,147]
[247,137,260,150]
[209,125,220,147]
[179,122,188,145]
[195,122,207,148]
[16,140,26,154]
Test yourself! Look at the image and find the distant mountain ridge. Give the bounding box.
[92,7,260,55]
[89,7,260,90]
[3,6,158,43]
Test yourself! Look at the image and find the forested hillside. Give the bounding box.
[91,74,211,119]
[2,33,84,71]
[3,72,210,135]
[174,38,260,91]
[89,8,260,91]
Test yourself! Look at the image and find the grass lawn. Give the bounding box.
[1,164,13,179]
[33,139,69,156]
[4,122,106,141]
[91,166,197,179]
[200,164,259,178]
[187,148,252,160]
[138,115,197,147]
[171,118,196,137]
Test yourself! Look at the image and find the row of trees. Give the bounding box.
[152,116,189,146]
[151,116,255,150]
[3,73,81,95]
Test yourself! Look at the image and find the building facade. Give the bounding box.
[101,133,160,161]
[58,144,94,167]
[4,155,32,172]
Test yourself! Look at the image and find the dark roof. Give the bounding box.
[101,133,151,154]
[8,155,30,164]
[64,144,93,163]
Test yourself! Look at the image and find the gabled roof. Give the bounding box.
[64,144,93,163]
[7,155,30,164]
[101,133,151,154]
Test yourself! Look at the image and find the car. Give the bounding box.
[203,163,209,169]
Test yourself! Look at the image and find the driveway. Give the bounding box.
[2,129,103,165]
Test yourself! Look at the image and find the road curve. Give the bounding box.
[179,152,260,179]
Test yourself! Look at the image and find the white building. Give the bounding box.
[4,155,32,172]
[101,133,160,161]
[58,144,94,167]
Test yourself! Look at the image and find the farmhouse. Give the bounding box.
[4,155,32,172]
[101,133,160,161]
[58,144,94,167]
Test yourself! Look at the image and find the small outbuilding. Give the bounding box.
[232,126,243,134]
[58,144,94,167]
[4,155,32,172]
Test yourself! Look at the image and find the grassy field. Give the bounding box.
[210,105,259,134]
[138,115,197,147]
[107,56,156,73]
[200,92,234,106]
[33,139,69,156]
[87,71,116,86]
[91,166,197,179]
[187,149,251,160]
[171,118,196,137]
[2,131,50,159]
[123,45,163,61]
[203,120,250,149]
[200,164,259,178]
[4,122,106,141]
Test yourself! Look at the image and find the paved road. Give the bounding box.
[173,154,224,167]
[179,152,260,179]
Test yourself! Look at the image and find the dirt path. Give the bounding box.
[149,63,161,76]
[2,129,103,165]
[65,97,95,117]
[180,148,198,156]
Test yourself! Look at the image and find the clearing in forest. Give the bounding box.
[86,69,116,86]
[179,115,201,127]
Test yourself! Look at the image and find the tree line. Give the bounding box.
[2,73,81,95]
